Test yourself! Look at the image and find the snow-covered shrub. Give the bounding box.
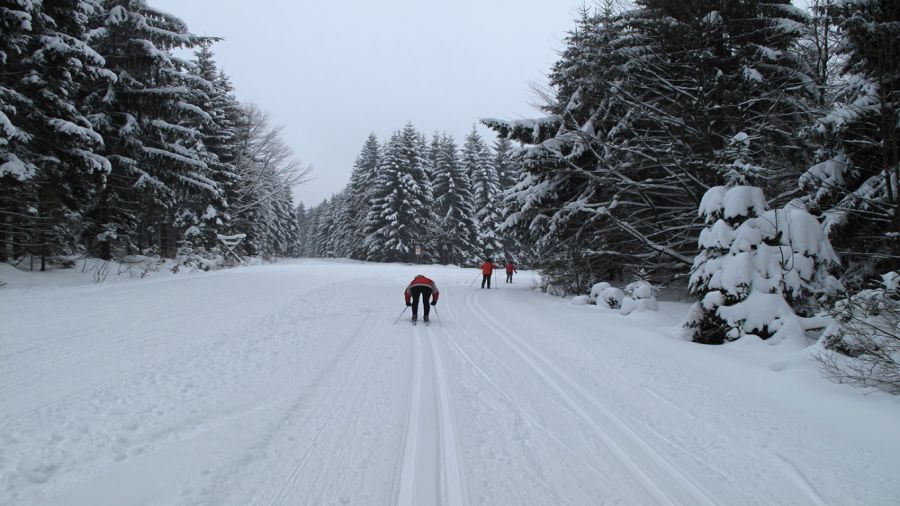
[685,186,839,345]
[621,280,658,315]
[589,282,611,303]
[815,272,900,394]
[597,287,624,309]
[571,295,591,305]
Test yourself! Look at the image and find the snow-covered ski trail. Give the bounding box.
[397,323,464,506]
[462,288,720,506]
[3,260,899,506]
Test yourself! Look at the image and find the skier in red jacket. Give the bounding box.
[404,274,439,323]
[505,261,518,283]
[480,258,498,289]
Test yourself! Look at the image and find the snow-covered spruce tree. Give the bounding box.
[816,271,900,394]
[493,136,517,192]
[334,133,380,259]
[800,0,900,289]
[0,0,113,266]
[364,123,435,263]
[487,0,815,285]
[183,43,238,253]
[317,193,342,258]
[300,202,322,258]
[83,0,220,259]
[484,5,672,282]
[431,134,477,265]
[685,185,839,345]
[463,127,503,260]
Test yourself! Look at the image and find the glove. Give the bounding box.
[430,301,437,306]
[406,302,412,307]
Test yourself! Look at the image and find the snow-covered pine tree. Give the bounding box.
[463,127,503,260]
[487,1,815,286]
[493,136,517,192]
[484,5,648,286]
[364,123,435,263]
[83,0,220,259]
[184,43,238,253]
[293,201,308,254]
[318,193,342,258]
[431,134,476,265]
[686,184,839,346]
[0,0,113,267]
[300,202,321,257]
[334,133,380,259]
[801,0,900,288]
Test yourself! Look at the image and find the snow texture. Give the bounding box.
[1,260,898,506]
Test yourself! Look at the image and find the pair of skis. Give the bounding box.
[393,306,440,326]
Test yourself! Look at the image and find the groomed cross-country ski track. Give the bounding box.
[2,259,898,505]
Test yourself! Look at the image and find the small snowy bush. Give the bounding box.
[597,287,624,309]
[621,280,658,315]
[589,282,611,303]
[571,295,591,305]
[815,272,900,394]
[685,186,839,345]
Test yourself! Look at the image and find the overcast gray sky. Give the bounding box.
[151,0,585,206]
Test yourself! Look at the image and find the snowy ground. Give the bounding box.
[1,259,898,506]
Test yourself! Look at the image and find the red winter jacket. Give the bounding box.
[480,262,496,275]
[505,262,517,273]
[404,275,439,304]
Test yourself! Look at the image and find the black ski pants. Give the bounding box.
[410,285,432,319]
[506,271,513,283]
[481,273,491,289]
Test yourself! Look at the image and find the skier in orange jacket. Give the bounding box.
[480,258,498,289]
[505,261,518,283]
[404,274,439,323]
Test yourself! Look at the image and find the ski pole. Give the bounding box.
[433,305,442,327]
[393,306,409,324]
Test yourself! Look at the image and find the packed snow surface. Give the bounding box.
[1,259,899,505]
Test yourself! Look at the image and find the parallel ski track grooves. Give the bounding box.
[428,327,464,506]
[397,326,424,506]
[464,289,719,506]
[397,323,465,506]
[265,311,379,506]
[440,299,612,478]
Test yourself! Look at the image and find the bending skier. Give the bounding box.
[404,274,439,323]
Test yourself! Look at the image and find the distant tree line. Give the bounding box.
[1,0,305,269]
[297,124,520,265]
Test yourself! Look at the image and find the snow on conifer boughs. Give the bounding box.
[464,127,503,259]
[335,133,380,259]
[83,0,221,258]
[686,185,839,346]
[431,134,476,265]
[486,0,815,288]
[0,0,114,266]
[364,123,435,263]
[800,0,900,287]
[0,0,302,266]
